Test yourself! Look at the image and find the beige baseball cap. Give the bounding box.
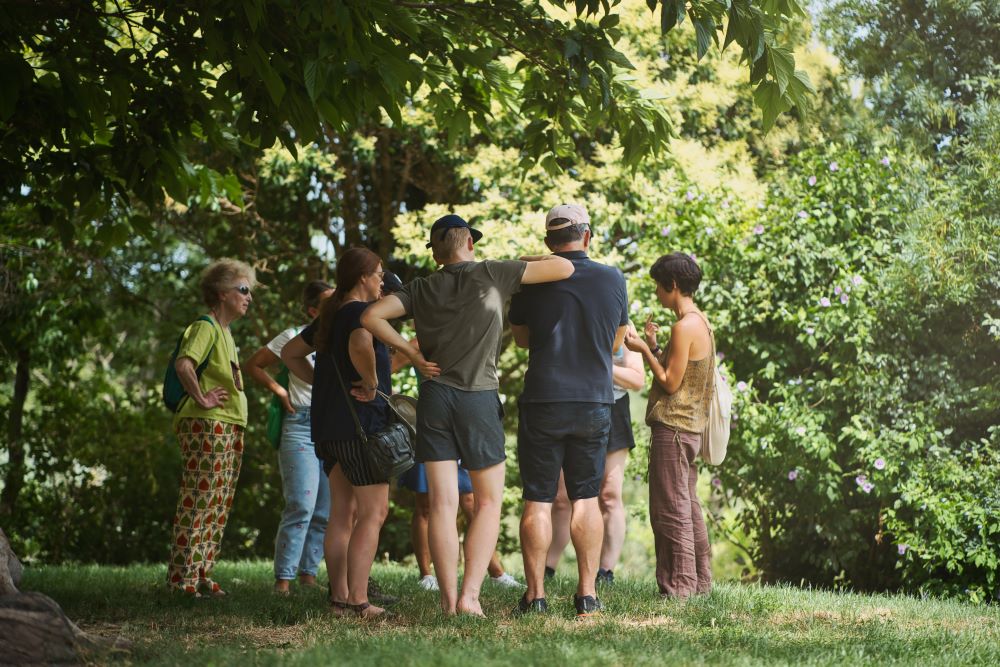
[545,204,590,230]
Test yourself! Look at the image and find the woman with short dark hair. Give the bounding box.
[624,252,714,598]
[246,280,334,595]
[168,258,256,597]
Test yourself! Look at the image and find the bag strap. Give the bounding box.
[196,315,221,369]
[688,310,718,373]
[329,352,369,444]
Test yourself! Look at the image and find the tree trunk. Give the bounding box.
[1,346,29,519]
[0,528,130,664]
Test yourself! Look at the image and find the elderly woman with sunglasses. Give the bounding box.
[167,258,256,597]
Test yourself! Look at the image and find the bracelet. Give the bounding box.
[650,345,661,355]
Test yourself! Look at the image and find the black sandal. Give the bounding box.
[328,599,349,617]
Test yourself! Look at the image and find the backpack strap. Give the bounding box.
[194,315,221,372]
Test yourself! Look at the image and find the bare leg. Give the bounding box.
[457,462,506,616]
[460,492,505,578]
[570,496,603,598]
[599,449,629,572]
[425,461,460,614]
[520,500,553,601]
[545,472,572,572]
[346,482,390,617]
[412,492,433,578]
[325,465,356,603]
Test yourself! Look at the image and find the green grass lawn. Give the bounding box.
[22,560,1000,666]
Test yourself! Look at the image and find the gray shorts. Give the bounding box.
[416,381,506,471]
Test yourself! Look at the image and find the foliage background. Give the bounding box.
[2,0,997,601]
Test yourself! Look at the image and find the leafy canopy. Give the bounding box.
[1,0,811,244]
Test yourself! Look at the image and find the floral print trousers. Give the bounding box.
[167,418,244,594]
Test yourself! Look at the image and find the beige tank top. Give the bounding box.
[645,311,715,433]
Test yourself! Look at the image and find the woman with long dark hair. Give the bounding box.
[282,248,393,618]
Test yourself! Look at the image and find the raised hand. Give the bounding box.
[643,316,660,349]
[624,327,648,353]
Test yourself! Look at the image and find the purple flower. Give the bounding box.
[874,458,886,470]
[856,474,867,486]
[820,297,831,307]
[705,226,714,235]
[795,426,806,436]
[840,293,849,305]
[736,381,748,392]
[808,175,817,186]
[834,286,843,295]
[806,327,815,335]
[862,482,874,494]
[852,275,863,286]
[689,253,697,261]
[897,544,908,555]
[717,351,725,361]
[686,190,696,201]
[711,477,722,488]
[829,161,839,172]
[788,470,799,481]
[753,224,765,235]
[797,210,808,219]
[881,156,891,166]
[661,226,671,236]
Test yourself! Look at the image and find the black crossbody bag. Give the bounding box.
[330,357,415,479]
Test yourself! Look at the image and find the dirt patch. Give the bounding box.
[617,615,681,629]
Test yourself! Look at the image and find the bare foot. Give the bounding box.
[274,580,291,595]
[456,597,485,617]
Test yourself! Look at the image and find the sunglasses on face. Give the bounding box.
[235,285,251,296]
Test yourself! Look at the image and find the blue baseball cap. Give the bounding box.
[425,214,483,248]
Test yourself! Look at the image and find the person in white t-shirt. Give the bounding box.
[246,280,334,595]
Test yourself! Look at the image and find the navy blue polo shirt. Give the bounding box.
[508,251,629,404]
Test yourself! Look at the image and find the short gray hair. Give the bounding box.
[200,258,257,307]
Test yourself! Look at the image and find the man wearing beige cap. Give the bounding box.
[508,204,629,617]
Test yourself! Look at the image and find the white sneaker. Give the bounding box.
[490,572,526,588]
[418,575,439,591]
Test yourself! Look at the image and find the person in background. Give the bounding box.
[167,258,256,597]
[544,322,644,586]
[245,280,334,596]
[624,252,714,599]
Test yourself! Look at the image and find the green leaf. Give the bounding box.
[753,79,792,131]
[694,17,715,61]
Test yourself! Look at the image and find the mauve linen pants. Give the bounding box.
[648,424,712,598]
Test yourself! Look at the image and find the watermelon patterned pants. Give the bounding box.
[167,418,244,594]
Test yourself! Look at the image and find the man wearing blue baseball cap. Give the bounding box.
[362,213,575,617]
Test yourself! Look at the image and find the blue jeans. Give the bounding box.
[274,408,329,580]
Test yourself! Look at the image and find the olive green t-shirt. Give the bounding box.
[173,316,248,428]
[395,259,527,391]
